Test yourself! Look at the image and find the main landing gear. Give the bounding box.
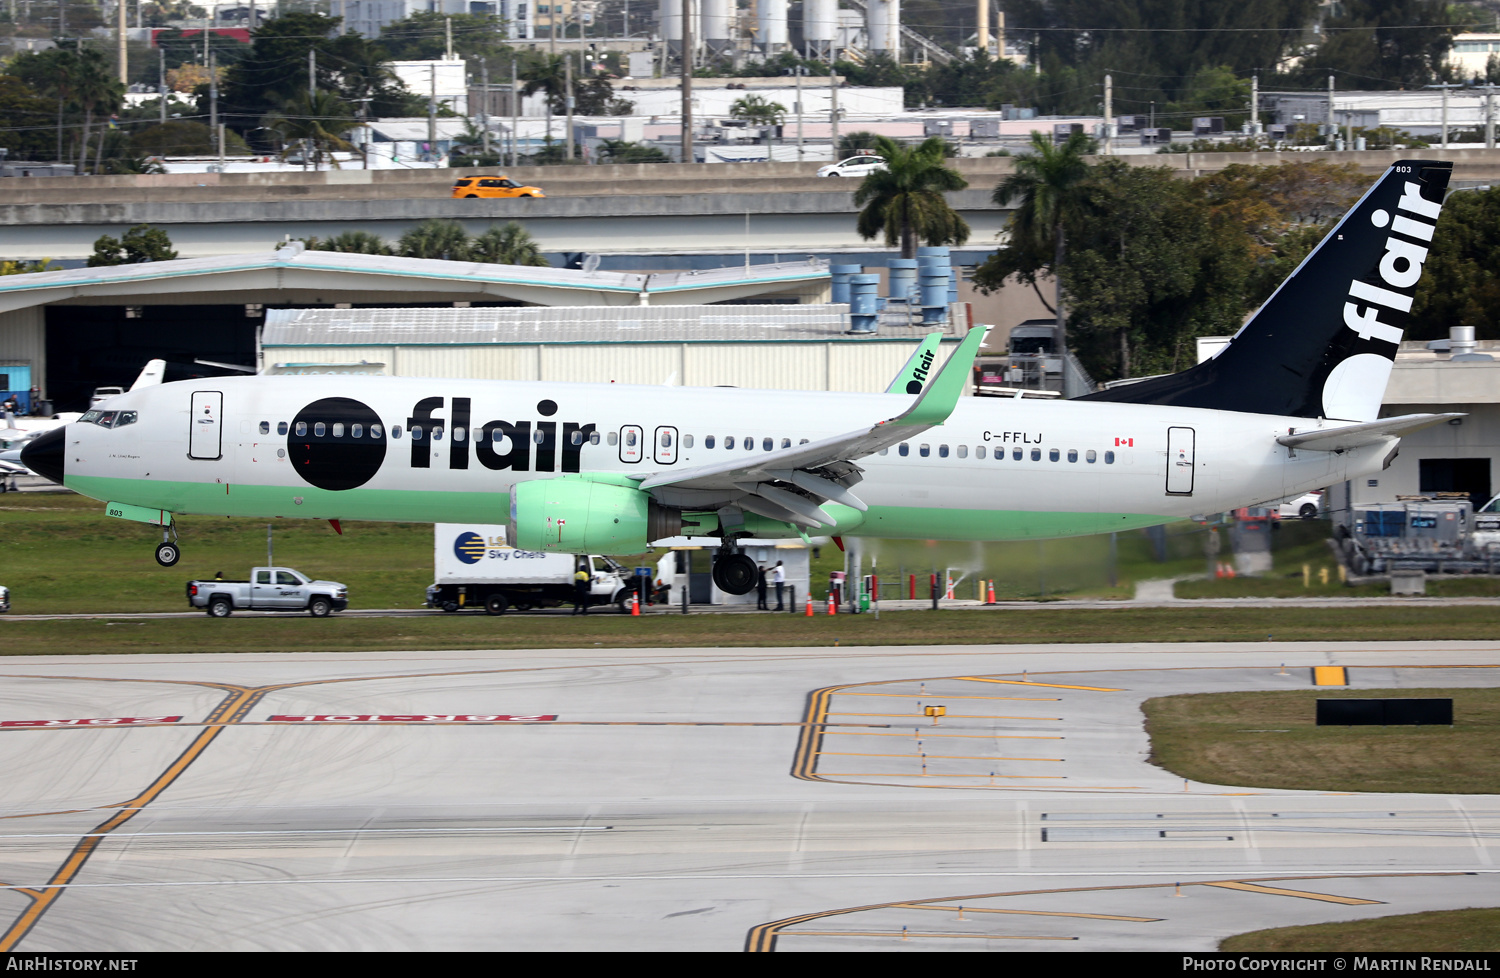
[710,549,758,595]
[154,526,181,567]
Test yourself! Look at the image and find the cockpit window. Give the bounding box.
[79,410,101,424]
[114,411,137,428]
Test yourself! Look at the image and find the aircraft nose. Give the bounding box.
[20,426,65,485]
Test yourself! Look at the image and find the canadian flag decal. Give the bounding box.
[1114,437,1134,447]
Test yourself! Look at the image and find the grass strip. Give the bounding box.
[1221,907,1500,952]
[3,606,1500,656]
[1144,688,1500,794]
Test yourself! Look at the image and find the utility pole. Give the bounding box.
[511,60,520,167]
[1327,73,1334,146]
[795,67,803,161]
[117,0,127,84]
[481,58,491,157]
[977,0,988,56]
[1486,86,1495,150]
[1425,82,1461,148]
[309,48,316,100]
[158,45,167,125]
[680,0,693,164]
[830,68,839,158]
[209,49,217,152]
[428,64,438,161]
[445,15,454,60]
[564,51,574,160]
[1102,73,1111,155]
[1250,71,1260,136]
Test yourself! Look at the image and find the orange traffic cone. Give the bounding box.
[826,593,836,615]
[986,580,996,604]
[631,592,640,615]
[805,594,814,617]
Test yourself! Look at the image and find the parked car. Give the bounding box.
[1277,490,1324,519]
[815,154,887,178]
[186,567,348,617]
[0,586,9,612]
[451,176,545,199]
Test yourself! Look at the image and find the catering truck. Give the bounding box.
[426,524,636,615]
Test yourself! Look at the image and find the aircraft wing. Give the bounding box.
[1276,413,1465,453]
[636,326,988,526]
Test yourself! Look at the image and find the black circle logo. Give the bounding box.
[537,399,558,417]
[288,397,387,491]
[906,380,922,394]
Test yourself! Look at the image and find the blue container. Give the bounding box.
[916,248,952,324]
[887,259,919,302]
[849,273,881,333]
[829,263,862,305]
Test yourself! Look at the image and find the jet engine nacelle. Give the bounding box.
[509,475,681,553]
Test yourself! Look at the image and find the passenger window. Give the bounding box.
[762,437,772,451]
[259,421,270,434]
[411,425,424,441]
[879,448,889,456]
[683,434,694,448]
[295,422,307,436]
[705,435,716,449]
[391,425,402,439]
[919,444,930,457]
[588,430,600,445]
[1049,449,1059,462]
[1105,451,1115,464]
[1012,448,1021,460]
[726,436,736,449]
[799,439,809,445]
[277,421,288,435]
[744,436,753,450]
[1030,449,1040,461]
[371,424,382,439]
[432,426,444,441]
[938,445,949,458]
[661,430,673,447]
[957,445,967,458]
[781,438,791,449]
[625,429,637,447]
[332,423,344,438]
[898,443,909,457]
[491,428,505,443]
[570,430,583,446]
[453,426,466,443]
[608,431,618,446]
[976,445,986,459]
[1086,449,1097,463]
[1067,449,1078,462]
[314,422,326,437]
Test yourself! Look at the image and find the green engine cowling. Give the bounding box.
[509,475,681,553]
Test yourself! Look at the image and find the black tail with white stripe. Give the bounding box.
[1079,159,1452,422]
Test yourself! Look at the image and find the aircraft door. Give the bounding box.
[188,391,223,460]
[654,426,678,465]
[619,425,642,463]
[1166,426,1195,495]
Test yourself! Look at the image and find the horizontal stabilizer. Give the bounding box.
[1276,413,1465,452]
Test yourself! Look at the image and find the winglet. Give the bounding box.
[890,325,989,427]
[885,332,944,394]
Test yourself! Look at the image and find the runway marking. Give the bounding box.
[0,716,184,728]
[827,712,1061,721]
[841,692,1062,702]
[817,773,1068,779]
[266,714,558,723]
[1201,881,1382,905]
[894,904,1161,922]
[956,677,1123,691]
[744,872,1455,951]
[777,930,1077,941]
[1313,666,1349,686]
[815,752,1064,762]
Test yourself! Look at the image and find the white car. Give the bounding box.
[816,155,887,178]
[1277,490,1324,519]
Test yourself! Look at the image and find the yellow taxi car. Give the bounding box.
[451,175,546,198]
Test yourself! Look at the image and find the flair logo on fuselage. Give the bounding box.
[407,397,596,474]
[1343,177,1441,348]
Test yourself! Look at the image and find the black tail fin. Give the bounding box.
[1079,159,1453,421]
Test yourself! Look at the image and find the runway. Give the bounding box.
[1,640,1498,951]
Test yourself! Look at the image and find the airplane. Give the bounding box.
[22,159,1462,595]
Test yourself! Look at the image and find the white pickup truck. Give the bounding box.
[186,567,349,617]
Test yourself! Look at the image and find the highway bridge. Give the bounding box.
[3,148,1497,262]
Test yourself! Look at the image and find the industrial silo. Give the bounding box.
[866,0,900,56]
[803,0,837,59]
[758,0,788,54]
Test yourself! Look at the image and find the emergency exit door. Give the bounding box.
[188,391,223,460]
[1166,426,1195,495]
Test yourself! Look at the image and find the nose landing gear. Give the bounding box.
[155,526,180,567]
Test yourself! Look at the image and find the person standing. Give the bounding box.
[756,564,769,610]
[771,561,786,610]
[572,563,591,615]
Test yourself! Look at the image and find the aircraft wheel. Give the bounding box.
[484,593,510,616]
[712,553,759,595]
[155,542,180,567]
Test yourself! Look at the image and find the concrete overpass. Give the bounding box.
[4,148,1497,262]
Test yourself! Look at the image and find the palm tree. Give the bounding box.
[520,55,566,151]
[852,136,970,259]
[398,219,470,261]
[312,231,392,255]
[729,93,786,127]
[263,90,356,170]
[990,130,1094,355]
[471,223,548,266]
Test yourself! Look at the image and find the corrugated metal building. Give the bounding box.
[260,305,968,392]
